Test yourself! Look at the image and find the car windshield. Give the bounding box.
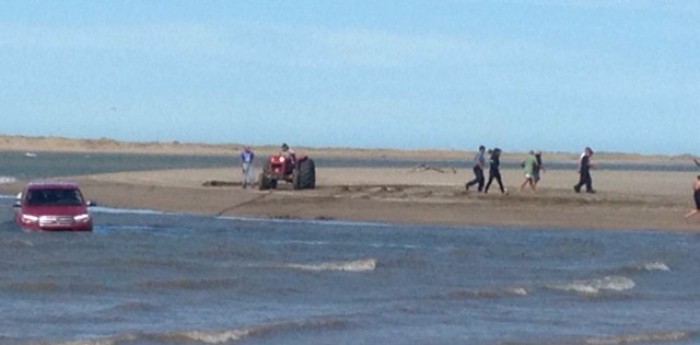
[26,188,84,206]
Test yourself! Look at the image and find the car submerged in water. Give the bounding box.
[13,181,96,232]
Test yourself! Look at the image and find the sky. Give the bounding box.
[1,0,698,154]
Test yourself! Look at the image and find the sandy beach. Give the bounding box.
[1,135,699,232]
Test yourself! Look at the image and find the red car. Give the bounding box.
[14,181,95,231]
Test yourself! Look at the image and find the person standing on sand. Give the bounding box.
[240,146,255,189]
[520,151,538,192]
[485,148,507,194]
[533,150,544,187]
[684,175,700,220]
[466,145,486,192]
[574,147,596,193]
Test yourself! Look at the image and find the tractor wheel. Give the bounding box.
[259,173,270,190]
[292,171,302,190]
[297,159,315,189]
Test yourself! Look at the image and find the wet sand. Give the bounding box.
[1,166,694,232]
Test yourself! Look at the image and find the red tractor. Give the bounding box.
[259,153,316,190]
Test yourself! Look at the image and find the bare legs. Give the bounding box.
[520,177,536,192]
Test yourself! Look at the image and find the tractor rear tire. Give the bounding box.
[296,159,315,189]
[292,171,302,190]
[259,173,270,190]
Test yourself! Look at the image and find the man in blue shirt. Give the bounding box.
[465,145,486,192]
[240,146,255,188]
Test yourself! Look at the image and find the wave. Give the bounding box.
[620,261,671,273]
[32,334,138,345]
[91,206,167,216]
[281,258,377,272]
[583,330,692,345]
[447,286,528,300]
[548,276,635,295]
[104,301,160,314]
[0,176,17,185]
[95,224,161,233]
[7,281,61,293]
[5,281,106,294]
[34,317,348,345]
[500,330,694,345]
[139,278,239,290]
[0,239,35,248]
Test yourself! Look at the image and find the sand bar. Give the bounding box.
[1,135,699,232]
[3,166,698,232]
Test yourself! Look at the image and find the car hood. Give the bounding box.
[21,205,89,216]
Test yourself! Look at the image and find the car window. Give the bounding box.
[26,188,84,206]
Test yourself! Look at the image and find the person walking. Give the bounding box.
[465,145,486,192]
[574,147,595,193]
[485,148,506,194]
[240,146,255,188]
[520,150,538,192]
[684,175,700,220]
[533,150,544,187]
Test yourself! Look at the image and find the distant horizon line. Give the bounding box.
[0,133,696,159]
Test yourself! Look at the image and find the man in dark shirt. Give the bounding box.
[574,147,595,193]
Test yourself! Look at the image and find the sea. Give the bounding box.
[1,151,699,345]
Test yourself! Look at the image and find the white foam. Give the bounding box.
[640,261,671,272]
[505,287,529,296]
[0,176,17,184]
[449,286,529,300]
[91,206,168,216]
[49,334,138,345]
[551,276,635,295]
[179,329,250,344]
[585,330,690,345]
[283,258,377,272]
[97,225,157,232]
[42,318,346,345]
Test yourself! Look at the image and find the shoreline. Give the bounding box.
[1,135,699,233]
[2,166,698,233]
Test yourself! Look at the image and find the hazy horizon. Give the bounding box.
[2,133,698,158]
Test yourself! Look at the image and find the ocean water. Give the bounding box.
[1,194,700,345]
[2,151,700,344]
[0,151,697,181]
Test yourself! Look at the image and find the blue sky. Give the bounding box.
[1,1,698,154]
